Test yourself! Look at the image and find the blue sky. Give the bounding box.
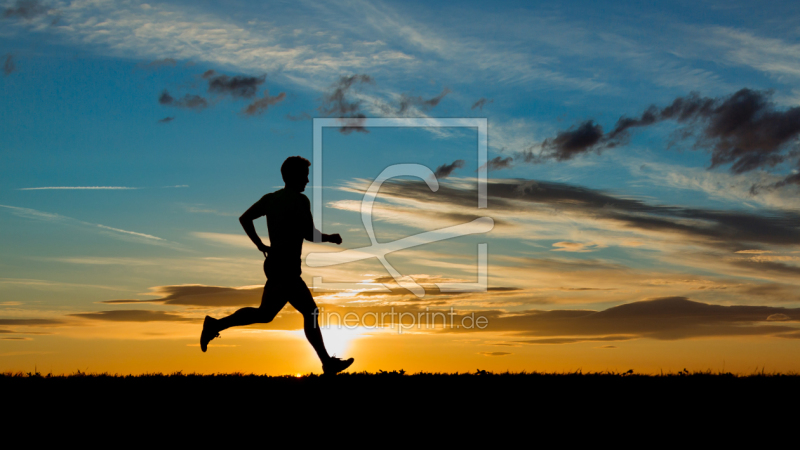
[2,0,800,374]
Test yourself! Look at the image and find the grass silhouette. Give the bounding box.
[4,367,797,378]
[4,368,792,429]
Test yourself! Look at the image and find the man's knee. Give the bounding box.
[256,309,278,323]
[301,307,320,323]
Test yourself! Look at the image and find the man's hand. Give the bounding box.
[326,233,343,245]
[257,243,270,254]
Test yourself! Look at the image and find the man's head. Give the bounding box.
[281,156,310,192]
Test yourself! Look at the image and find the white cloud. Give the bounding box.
[626,160,800,210]
[0,204,171,246]
[695,26,800,80]
[16,186,139,190]
[97,224,163,241]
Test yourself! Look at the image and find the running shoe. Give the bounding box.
[323,356,354,375]
[200,316,220,352]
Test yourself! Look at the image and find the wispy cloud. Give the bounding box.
[338,177,800,250]
[16,185,187,190]
[626,159,800,210]
[3,0,616,115]
[331,176,800,298]
[0,204,171,246]
[16,186,140,190]
[0,277,121,291]
[69,310,195,323]
[96,224,163,241]
[181,205,236,217]
[551,241,607,253]
[697,26,800,80]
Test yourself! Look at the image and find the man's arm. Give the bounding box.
[240,199,270,254]
[305,222,342,245]
[302,196,342,245]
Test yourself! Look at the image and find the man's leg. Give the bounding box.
[200,281,285,352]
[288,277,354,374]
[214,307,274,331]
[287,277,330,363]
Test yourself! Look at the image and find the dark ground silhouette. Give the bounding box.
[3,370,790,434]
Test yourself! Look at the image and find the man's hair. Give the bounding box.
[281,156,311,183]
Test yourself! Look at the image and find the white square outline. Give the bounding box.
[311,118,488,294]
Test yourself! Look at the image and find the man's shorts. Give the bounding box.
[259,256,316,316]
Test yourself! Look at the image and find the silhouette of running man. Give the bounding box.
[200,156,354,375]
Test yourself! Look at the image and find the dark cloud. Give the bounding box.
[338,114,369,134]
[471,98,493,110]
[515,336,635,345]
[207,74,266,99]
[159,90,208,110]
[377,177,800,248]
[397,88,451,113]
[144,58,177,68]
[320,74,374,115]
[0,318,62,326]
[453,297,800,341]
[484,156,513,171]
[434,160,465,179]
[3,0,49,20]
[158,71,279,116]
[100,285,310,330]
[737,283,800,303]
[534,120,604,162]
[730,259,800,276]
[530,89,800,188]
[286,112,311,121]
[157,116,174,124]
[101,285,263,307]
[347,277,522,301]
[319,74,374,134]
[99,283,521,327]
[69,310,194,323]
[3,53,14,76]
[479,351,511,356]
[773,172,800,189]
[0,329,12,333]
[242,91,286,116]
[351,275,521,300]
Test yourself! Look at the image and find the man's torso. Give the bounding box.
[257,189,311,273]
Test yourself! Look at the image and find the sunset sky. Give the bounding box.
[2,0,800,375]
